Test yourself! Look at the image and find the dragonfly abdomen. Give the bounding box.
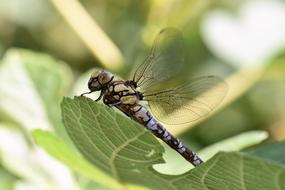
[118,104,203,167]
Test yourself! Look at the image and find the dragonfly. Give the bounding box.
[81,28,228,167]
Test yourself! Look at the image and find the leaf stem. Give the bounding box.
[51,0,124,71]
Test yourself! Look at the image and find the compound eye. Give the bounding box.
[91,70,101,78]
[88,78,101,91]
[98,71,113,85]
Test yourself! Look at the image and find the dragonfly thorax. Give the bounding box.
[103,81,141,106]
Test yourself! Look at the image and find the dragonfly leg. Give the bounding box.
[80,91,92,96]
[95,91,103,101]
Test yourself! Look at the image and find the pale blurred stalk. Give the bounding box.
[51,0,124,71]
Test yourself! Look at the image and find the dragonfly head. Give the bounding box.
[88,70,114,92]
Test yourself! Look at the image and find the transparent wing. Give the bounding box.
[143,76,228,125]
[133,28,185,90]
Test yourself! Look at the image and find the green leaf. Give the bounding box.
[62,96,165,187]
[23,49,73,132]
[0,48,72,136]
[249,141,285,165]
[32,129,123,190]
[61,96,285,189]
[178,152,285,190]
[0,165,19,190]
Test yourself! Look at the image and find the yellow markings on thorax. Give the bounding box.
[114,84,128,92]
[112,83,138,105]
[120,95,138,105]
[108,85,114,92]
[113,95,120,100]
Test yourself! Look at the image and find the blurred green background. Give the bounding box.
[0,0,285,189]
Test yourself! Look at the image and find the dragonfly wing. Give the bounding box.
[133,28,185,91]
[143,76,228,125]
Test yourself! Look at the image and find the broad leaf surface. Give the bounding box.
[0,165,19,190]
[249,141,285,165]
[0,49,77,188]
[32,129,123,190]
[61,96,285,190]
[0,49,72,136]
